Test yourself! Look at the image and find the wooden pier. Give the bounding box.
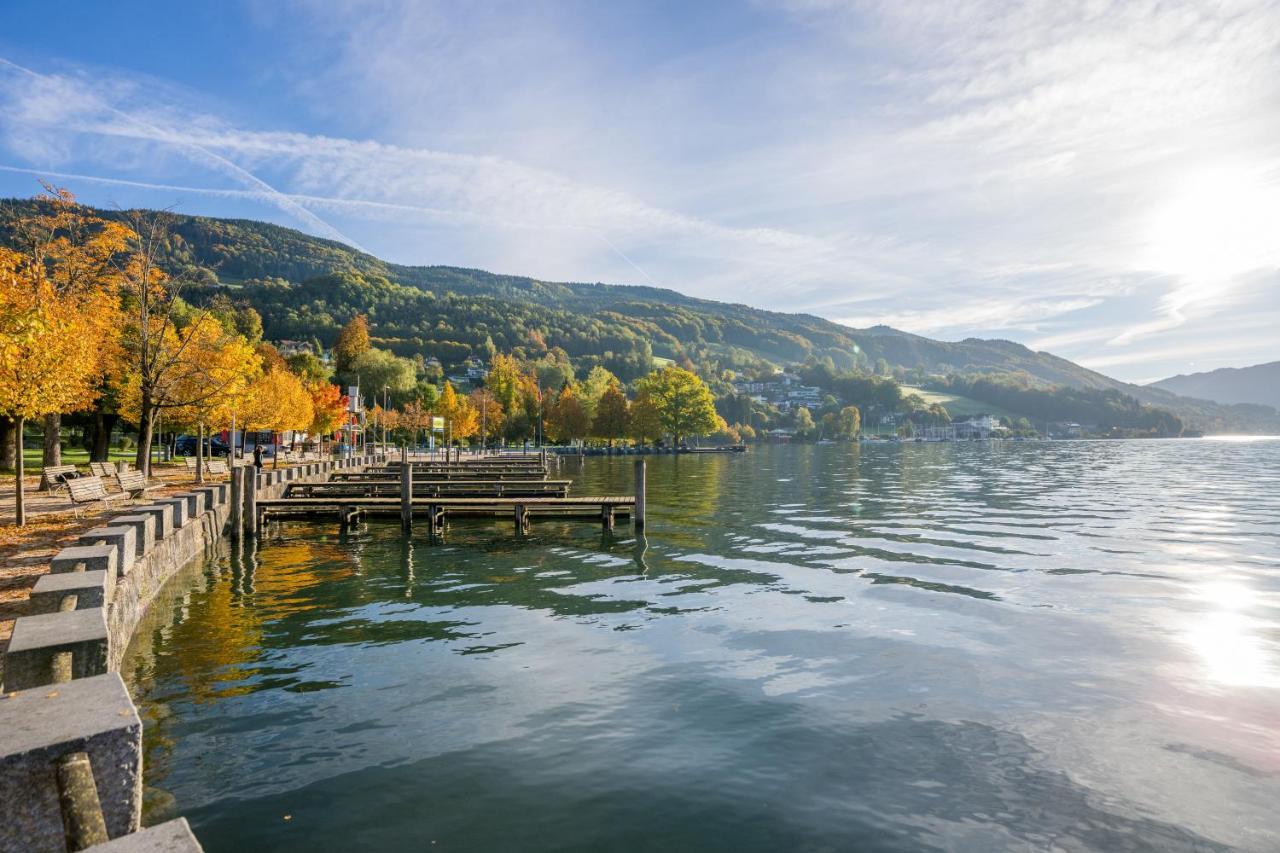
[257,455,646,539]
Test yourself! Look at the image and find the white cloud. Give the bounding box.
[2,0,1279,382]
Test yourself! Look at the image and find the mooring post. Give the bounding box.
[229,465,244,540]
[401,461,413,532]
[243,469,258,537]
[634,459,646,532]
[56,751,109,851]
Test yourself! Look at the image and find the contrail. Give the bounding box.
[0,57,366,251]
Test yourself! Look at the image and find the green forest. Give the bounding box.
[2,198,1275,435]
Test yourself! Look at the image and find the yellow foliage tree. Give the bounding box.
[438,381,477,441]
[9,186,128,469]
[0,247,118,523]
[468,388,504,446]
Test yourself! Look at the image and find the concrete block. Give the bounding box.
[155,497,188,528]
[4,608,109,690]
[175,491,205,521]
[92,818,204,851]
[132,503,174,542]
[50,544,117,577]
[110,515,155,559]
[194,485,221,510]
[77,526,136,577]
[29,570,110,614]
[0,673,142,849]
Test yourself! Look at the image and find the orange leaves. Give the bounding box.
[308,381,348,436]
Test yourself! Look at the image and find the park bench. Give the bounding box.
[66,476,129,515]
[39,464,81,493]
[207,459,229,478]
[115,469,161,498]
[88,461,117,478]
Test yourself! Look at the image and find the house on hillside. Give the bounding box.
[275,340,315,358]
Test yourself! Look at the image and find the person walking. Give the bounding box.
[253,443,264,471]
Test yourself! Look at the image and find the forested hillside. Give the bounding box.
[2,198,1274,431]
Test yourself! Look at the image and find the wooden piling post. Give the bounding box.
[400,461,413,531]
[515,504,527,538]
[634,459,646,532]
[229,465,244,540]
[243,468,258,537]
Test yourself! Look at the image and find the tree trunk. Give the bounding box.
[14,415,25,526]
[90,413,117,462]
[0,416,15,470]
[42,412,61,472]
[135,401,155,477]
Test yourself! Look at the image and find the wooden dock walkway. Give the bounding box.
[285,479,572,498]
[258,495,634,536]
[256,455,647,539]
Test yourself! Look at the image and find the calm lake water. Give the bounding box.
[122,440,1280,852]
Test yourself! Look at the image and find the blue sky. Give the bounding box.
[1,0,1278,383]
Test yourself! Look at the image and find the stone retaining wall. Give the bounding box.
[0,454,385,852]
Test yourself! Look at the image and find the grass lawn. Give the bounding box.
[900,386,1023,420]
[18,446,142,471]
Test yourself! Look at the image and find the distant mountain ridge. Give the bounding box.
[2,198,1276,432]
[1150,361,1280,410]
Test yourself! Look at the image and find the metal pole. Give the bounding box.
[634,459,646,532]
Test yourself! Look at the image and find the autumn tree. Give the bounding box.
[469,388,504,446]
[334,314,370,375]
[634,366,719,446]
[837,405,861,439]
[308,382,348,451]
[546,385,590,444]
[151,317,260,480]
[116,210,264,474]
[485,353,523,414]
[579,365,620,422]
[8,187,129,469]
[590,384,630,446]
[438,382,477,441]
[0,245,119,523]
[628,389,663,446]
[793,407,816,438]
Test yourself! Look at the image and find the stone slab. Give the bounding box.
[110,515,156,559]
[92,818,204,852]
[51,544,117,577]
[132,503,174,542]
[4,608,109,690]
[29,570,110,614]
[155,497,189,529]
[78,526,137,577]
[175,491,205,521]
[0,672,142,848]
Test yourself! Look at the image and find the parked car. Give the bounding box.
[174,436,231,457]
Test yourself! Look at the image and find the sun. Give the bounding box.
[1143,162,1280,283]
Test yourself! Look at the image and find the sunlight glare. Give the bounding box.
[1143,163,1280,282]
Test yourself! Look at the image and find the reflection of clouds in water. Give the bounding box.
[127,442,1280,850]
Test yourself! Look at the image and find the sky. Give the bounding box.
[1,0,1277,384]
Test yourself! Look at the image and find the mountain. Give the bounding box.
[3,198,1276,432]
[1150,361,1280,410]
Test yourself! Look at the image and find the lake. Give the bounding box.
[122,440,1280,852]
